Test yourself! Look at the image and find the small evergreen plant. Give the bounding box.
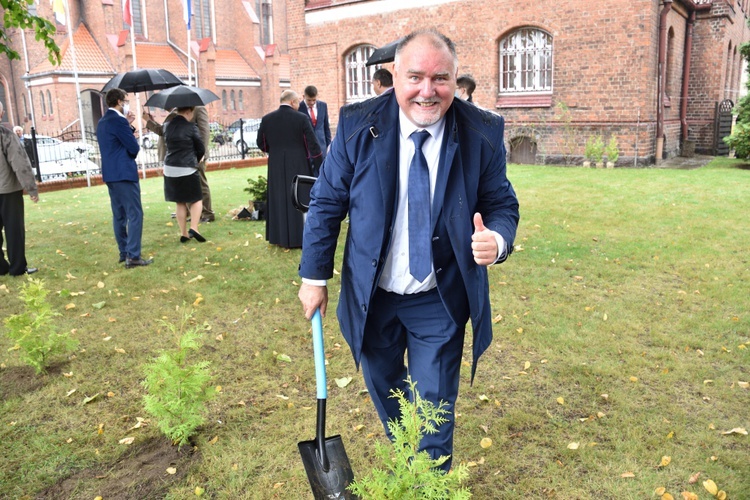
[142,309,215,447]
[244,175,267,202]
[348,378,471,499]
[605,136,620,164]
[3,279,78,374]
[584,134,605,164]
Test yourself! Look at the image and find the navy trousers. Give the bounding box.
[0,190,28,276]
[106,181,143,260]
[360,287,464,472]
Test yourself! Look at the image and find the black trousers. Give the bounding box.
[0,190,27,276]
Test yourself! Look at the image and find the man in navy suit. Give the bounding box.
[96,88,152,268]
[298,30,519,470]
[298,85,331,174]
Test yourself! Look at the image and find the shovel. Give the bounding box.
[298,309,358,499]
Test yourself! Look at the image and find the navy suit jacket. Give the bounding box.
[96,109,140,183]
[299,92,519,380]
[298,100,331,158]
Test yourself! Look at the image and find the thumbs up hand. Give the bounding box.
[472,212,499,265]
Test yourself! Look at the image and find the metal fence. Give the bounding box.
[25,118,264,183]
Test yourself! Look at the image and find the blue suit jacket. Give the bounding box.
[96,109,140,183]
[298,100,332,158]
[299,92,519,380]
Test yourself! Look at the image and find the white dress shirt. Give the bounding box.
[378,111,445,294]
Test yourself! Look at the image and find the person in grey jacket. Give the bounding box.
[0,102,39,276]
[162,106,207,243]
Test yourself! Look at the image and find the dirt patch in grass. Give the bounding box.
[0,362,68,399]
[36,438,199,499]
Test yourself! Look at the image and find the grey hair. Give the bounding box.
[394,29,458,69]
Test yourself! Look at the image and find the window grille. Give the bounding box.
[499,28,553,93]
[345,45,376,103]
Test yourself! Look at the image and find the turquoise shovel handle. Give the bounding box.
[312,309,327,400]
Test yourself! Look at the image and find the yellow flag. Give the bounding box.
[51,0,67,25]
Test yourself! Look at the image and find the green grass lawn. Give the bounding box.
[1,160,748,499]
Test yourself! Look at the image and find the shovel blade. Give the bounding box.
[298,435,358,499]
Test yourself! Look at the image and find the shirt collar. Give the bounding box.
[398,109,445,143]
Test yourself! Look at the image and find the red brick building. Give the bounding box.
[1,0,749,164]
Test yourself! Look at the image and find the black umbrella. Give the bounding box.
[144,85,220,109]
[101,69,184,93]
[365,38,403,67]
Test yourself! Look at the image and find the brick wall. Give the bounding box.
[289,0,750,164]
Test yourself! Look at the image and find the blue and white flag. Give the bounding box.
[182,0,192,30]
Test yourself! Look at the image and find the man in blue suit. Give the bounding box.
[298,85,331,174]
[298,30,519,471]
[96,88,152,268]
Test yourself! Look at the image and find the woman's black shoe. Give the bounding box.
[189,229,206,242]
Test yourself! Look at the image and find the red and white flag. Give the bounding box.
[123,0,132,27]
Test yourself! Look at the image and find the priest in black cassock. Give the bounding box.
[257,90,323,248]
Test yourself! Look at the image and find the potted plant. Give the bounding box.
[605,136,619,168]
[584,134,605,168]
[244,175,267,220]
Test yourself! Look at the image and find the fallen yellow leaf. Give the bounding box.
[65,303,76,310]
[658,456,671,467]
[629,376,638,382]
[680,492,698,500]
[480,437,492,449]
[620,472,635,478]
[721,427,748,435]
[661,494,674,500]
[195,486,205,496]
[717,491,727,500]
[567,442,579,450]
[166,467,177,475]
[655,487,666,495]
[524,361,531,370]
[688,471,701,484]
[119,437,135,445]
[703,479,718,496]
[556,397,565,405]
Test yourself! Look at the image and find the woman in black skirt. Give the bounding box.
[163,107,207,242]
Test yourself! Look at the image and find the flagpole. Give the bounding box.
[63,0,90,187]
[127,2,146,180]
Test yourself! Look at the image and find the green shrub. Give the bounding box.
[584,135,604,163]
[348,378,471,499]
[244,175,267,202]
[3,279,78,374]
[142,309,215,447]
[605,136,620,164]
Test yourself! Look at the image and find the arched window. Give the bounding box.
[238,90,244,111]
[222,90,227,111]
[345,45,377,103]
[230,90,236,111]
[47,90,54,115]
[40,91,46,116]
[499,28,553,93]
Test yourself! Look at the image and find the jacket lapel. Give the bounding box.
[373,95,400,213]
[432,106,457,231]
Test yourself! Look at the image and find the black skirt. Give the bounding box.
[164,171,202,203]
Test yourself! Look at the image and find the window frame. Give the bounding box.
[344,44,377,103]
[498,27,554,95]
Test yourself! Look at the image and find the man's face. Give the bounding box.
[372,79,384,95]
[14,128,23,138]
[393,35,457,127]
[304,96,317,108]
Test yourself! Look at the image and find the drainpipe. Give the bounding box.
[656,0,673,163]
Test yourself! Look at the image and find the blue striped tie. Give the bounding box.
[408,130,432,282]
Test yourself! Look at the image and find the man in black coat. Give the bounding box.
[257,90,323,249]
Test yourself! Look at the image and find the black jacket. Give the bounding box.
[163,115,205,169]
